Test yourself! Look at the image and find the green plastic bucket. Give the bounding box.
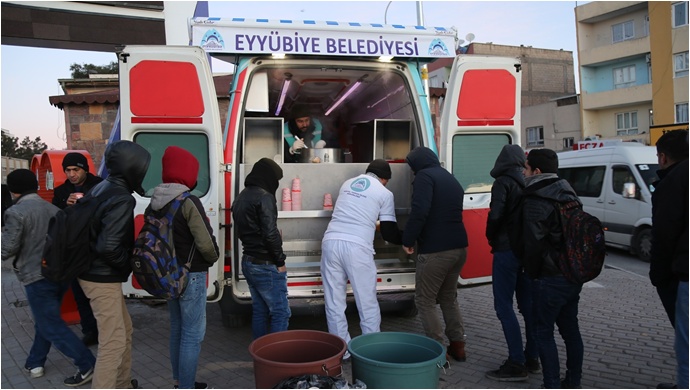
[348,332,446,389]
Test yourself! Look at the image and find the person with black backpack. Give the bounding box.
[148,146,219,389]
[520,148,584,389]
[1,169,96,386]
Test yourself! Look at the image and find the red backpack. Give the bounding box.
[555,201,607,284]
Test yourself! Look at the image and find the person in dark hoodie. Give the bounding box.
[649,129,688,390]
[78,140,150,389]
[231,158,290,339]
[485,144,540,382]
[402,146,469,363]
[52,152,102,347]
[150,146,219,390]
[520,148,583,389]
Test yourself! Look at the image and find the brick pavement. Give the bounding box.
[1,261,676,389]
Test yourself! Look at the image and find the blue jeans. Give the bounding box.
[24,278,96,373]
[168,272,207,389]
[531,275,583,389]
[492,250,538,364]
[242,256,291,339]
[676,281,688,389]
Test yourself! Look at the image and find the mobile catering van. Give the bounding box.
[557,141,658,261]
[117,18,522,326]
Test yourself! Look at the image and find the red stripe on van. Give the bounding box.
[131,117,203,124]
[456,119,514,126]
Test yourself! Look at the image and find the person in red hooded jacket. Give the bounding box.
[149,146,219,389]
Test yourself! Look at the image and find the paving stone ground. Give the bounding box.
[1,260,676,389]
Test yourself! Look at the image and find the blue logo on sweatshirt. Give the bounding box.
[350,177,370,192]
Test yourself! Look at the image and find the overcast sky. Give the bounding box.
[1,1,581,149]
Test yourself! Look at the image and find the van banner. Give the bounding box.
[191,18,457,58]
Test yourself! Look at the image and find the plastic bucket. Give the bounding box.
[248,330,347,389]
[348,332,446,389]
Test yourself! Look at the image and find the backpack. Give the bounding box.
[555,200,607,284]
[131,193,194,300]
[42,193,105,282]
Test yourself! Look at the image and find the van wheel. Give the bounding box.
[635,228,652,263]
[218,287,251,328]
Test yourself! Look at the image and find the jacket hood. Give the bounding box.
[490,144,526,185]
[245,158,283,196]
[525,174,579,204]
[406,147,440,174]
[151,183,189,211]
[104,140,151,195]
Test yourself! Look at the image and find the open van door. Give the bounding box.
[438,55,522,286]
[117,46,226,301]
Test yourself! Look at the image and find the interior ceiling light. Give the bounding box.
[325,81,362,116]
[378,56,394,62]
[274,74,292,116]
[272,53,286,59]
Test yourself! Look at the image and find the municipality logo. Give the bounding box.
[200,29,225,51]
[428,38,450,57]
[350,177,371,192]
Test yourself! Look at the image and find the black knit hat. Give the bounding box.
[62,152,89,172]
[291,104,311,119]
[366,159,392,180]
[527,148,559,174]
[7,169,38,195]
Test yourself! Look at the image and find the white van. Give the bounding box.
[116,18,522,326]
[557,142,658,261]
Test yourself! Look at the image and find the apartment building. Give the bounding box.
[576,1,689,145]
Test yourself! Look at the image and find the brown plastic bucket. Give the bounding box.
[248,330,347,388]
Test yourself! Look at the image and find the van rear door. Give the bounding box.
[439,55,522,285]
[118,45,225,300]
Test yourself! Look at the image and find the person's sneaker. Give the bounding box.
[173,382,208,389]
[485,360,529,382]
[24,366,44,378]
[64,367,93,387]
[526,357,541,374]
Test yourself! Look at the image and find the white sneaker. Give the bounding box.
[24,366,45,378]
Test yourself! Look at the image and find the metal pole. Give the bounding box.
[416,1,430,106]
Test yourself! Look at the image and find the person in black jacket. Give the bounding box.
[231,158,289,339]
[485,145,540,382]
[402,146,469,362]
[52,152,103,347]
[520,148,583,389]
[77,140,150,389]
[649,129,688,389]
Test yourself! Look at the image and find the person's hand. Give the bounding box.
[314,140,327,149]
[290,138,306,154]
[403,246,415,255]
[66,192,83,206]
[277,265,287,273]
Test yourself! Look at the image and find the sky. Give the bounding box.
[0,0,582,150]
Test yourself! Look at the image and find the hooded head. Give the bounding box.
[245,158,283,196]
[104,140,151,195]
[405,147,440,174]
[366,159,392,180]
[162,146,199,189]
[526,148,558,174]
[7,169,37,196]
[62,152,89,173]
[490,144,526,179]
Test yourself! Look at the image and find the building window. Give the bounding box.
[673,2,688,28]
[676,103,689,123]
[674,52,689,77]
[614,65,636,89]
[526,126,544,147]
[563,137,574,150]
[612,20,634,43]
[616,111,638,135]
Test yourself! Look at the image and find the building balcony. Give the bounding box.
[581,83,652,110]
[579,36,650,66]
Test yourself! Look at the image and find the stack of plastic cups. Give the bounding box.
[291,177,302,211]
[282,188,292,211]
[323,193,333,211]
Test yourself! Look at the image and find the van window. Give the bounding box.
[558,166,605,197]
[636,163,659,193]
[451,134,511,193]
[134,132,211,197]
[611,165,638,196]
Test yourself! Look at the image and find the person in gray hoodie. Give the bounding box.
[485,145,540,382]
[150,146,219,389]
[1,169,96,386]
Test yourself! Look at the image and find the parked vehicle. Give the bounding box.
[558,142,658,261]
[116,18,522,327]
